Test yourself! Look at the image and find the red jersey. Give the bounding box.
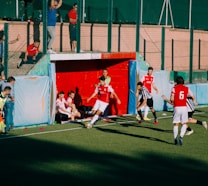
[142,75,154,93]
[27,43,39,56]
[95,84,114,103]
[171,84,191,107]
[68,9,77,24]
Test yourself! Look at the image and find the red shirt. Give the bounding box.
[95,85,114,103]
[27,43,39,56]
[171,84,190,107]
[68,9,77,24]
[142,75,154,93]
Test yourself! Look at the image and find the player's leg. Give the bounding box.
[178,107,188,145]
[136,99,144,123]
[186,111,194,135]
[143,105,151,120]
[173,107,182,145]
[147,98,158,124]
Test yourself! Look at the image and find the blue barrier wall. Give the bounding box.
[128,60,208,114]
[14,76,50,127]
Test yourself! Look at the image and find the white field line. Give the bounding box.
[0,112,205,140]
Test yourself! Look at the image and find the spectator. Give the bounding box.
[0,86,11,134]
[0,76,15,134]
[17,40,42,68]
[0,24,20,75]
[68,3,78,52]
[67,90,81,119]
[47,0,62,54]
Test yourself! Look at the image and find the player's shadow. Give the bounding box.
[95,127,173,145]
[135,125,172,133]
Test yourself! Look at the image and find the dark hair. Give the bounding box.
[137,82,143,86]
[99,75,106,81]
[68,90,75,96]
[59,91,64,95]
[3,86,11,91]
[148,67,153,71]
[175,76,184,85]
[7,76,15,82]
[34,39,40,43]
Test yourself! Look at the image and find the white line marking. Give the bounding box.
[0,112,205,140]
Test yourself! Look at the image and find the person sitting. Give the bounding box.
[55,91,78,124]
[17,39,42,68]
[67,90,81,119]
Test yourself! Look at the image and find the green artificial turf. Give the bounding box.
[1,108,208,186]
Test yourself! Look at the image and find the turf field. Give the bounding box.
[1,108,208,186]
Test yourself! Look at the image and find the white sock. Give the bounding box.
[180,124,187,138]
[144,106,149,118]
[173,125,178,139]
[90,114,99,125]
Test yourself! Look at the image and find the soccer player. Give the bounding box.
[136,82,158,124]
[170,76,194,145]
[139,67,159,121]
[161,95,207,135]
[85,75,121,129]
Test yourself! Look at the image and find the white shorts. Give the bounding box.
[92,100,109,113]
[173,106,188,124]
[59,107,72,118]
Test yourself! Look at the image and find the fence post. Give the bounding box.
[161,27,165,70]
[42,0,48,54]
[136,0,141,52]
[189,27,194,83]
[198,39,201,70]
[27,22,30,46]
[76,0,82,53]
[118,23,121,52]
[171,39,174,71]
[4,23,8,79]
[108,0,113,52]
[90,23,93,51]
[60,22,63,52]
[143,39,146,61]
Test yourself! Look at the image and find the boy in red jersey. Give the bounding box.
[17,40,42,68]
[139,67,158,121]
[85,76,121,128]
[170,76,193,145]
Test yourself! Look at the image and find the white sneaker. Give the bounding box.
[185,129,194,136]
[47,49,56,54]
[135,115,140,121]
[202,121,207,130]
[85,122,92,129]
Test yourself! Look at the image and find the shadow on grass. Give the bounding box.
[0,135,208,186]
[96,127,172,145]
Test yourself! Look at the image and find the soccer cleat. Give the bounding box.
[174,137,179,145]
[202,121,207,130]
[154,119,158,125]
[85,122,92,129]
[185,129,194,136]
[138,119,144,124]
[178,137,183,146]
[135,115,141,121]
[144,117,151,121]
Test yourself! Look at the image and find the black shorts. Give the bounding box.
[69,24,77,42]
[139,97,154,109]
[188,111,194,118]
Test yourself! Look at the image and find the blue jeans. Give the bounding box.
[4,101,14,131]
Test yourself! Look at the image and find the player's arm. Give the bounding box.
[137,98,147,110]
[152,83,159,94]
[161,95,173,105]
[188,89,198,106]
[87,92,97,103]
[111,91,121,104]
